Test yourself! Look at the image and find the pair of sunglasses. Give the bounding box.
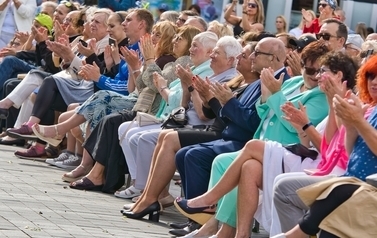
[248,3,258,8]
[303,66,320,76]
[318,3,328,8]
[316,33,338,41]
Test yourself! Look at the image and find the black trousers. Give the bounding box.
[83,110,136,193]
[31,76,68,126]
[299,184,360,236]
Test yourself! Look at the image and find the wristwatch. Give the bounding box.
[188,85,195,92]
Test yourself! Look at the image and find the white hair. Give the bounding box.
[216,36,243,67]
[193,31,218,51]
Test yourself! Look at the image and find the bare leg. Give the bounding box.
[217,223,236,238]
[0,98,14,109]
[235,159,262,238]
[132,130,181,213]
[63,149,93,178]
[192,216,219,237]
[186,140,265,207]
[80,162,106,186]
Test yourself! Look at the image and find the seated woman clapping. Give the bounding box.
[271,54,377,238]
[174,41,333,238]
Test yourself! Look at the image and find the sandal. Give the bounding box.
[61,165,89,183]
[32,124,63,147]
[70,177,103,191]
[114,185,143,199]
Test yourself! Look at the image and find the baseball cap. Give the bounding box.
[289,35,317,51]
[35,13,53,35]
[346,34,364,51]
[158,3,169,12]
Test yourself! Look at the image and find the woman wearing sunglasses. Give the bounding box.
[224,0,264,38]
[302,0,338,34]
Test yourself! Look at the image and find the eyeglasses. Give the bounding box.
[248,3,258,8]
[366,72,376,80]
[178,18,186,23]
[318,3,328,8]
[63,17,72,24]
[319,66,334,74]
[316,33,338,41]
[252,50,280,62]
[303,66,320,76]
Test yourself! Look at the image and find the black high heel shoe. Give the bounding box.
[122,201,161,222]
[174,197,216,225]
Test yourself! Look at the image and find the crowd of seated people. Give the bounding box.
[0,0,377,237]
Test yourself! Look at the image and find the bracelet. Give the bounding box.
[302,122,313,131]
[131,69,140,74]
[145,58,154,62]
[159,86,168,93]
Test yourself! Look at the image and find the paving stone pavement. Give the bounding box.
[0,144,268,238]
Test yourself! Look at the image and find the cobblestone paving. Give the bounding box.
[0,144,268,238]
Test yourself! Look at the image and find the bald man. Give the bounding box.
[366,33,377,41]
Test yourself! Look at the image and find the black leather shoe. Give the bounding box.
[169,220,190,229]
[0,138,25,147]
[122,201,161,222]
[0,108,9,119]
[168,221,201,237]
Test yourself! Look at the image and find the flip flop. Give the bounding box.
[32,124,62,147]
[69,177,103,191]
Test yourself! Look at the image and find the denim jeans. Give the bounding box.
[0,56,35,96]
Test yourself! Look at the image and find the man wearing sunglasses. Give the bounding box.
[315,18,347,52]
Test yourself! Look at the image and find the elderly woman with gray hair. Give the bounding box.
[120,36,242,223]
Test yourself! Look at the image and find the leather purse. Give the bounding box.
[283,143,319,162]
[161,107,188,129]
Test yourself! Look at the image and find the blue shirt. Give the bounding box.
[96,42,140,95]
[343,106,377,181]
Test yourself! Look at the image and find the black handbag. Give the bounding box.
[283,143,319,162]
[161,107,188,129]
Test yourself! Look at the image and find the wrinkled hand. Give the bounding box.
[286,51,301,77]
[46,38,74,62]
[78,61,101,82]
[32,26,49,43]
[333,92,369,127]
[53,20,64,41]
[319,75,347,101]
[120,46,141,71]
[260,67,284,94]
[281,101,309,131]
[0,47,17,57]
[15,31,29,45]
[139,34,155,60]
[153,72,167,89]
[104,45,114,69]
[210,82,234,106]
[77,38,96,57]
[175,64,194,86]
[193,75,214,103]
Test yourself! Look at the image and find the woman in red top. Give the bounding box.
[303,0,338,34]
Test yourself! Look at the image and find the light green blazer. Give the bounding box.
[253,75,328,145]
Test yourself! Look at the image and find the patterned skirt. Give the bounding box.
[76,90,137,130]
